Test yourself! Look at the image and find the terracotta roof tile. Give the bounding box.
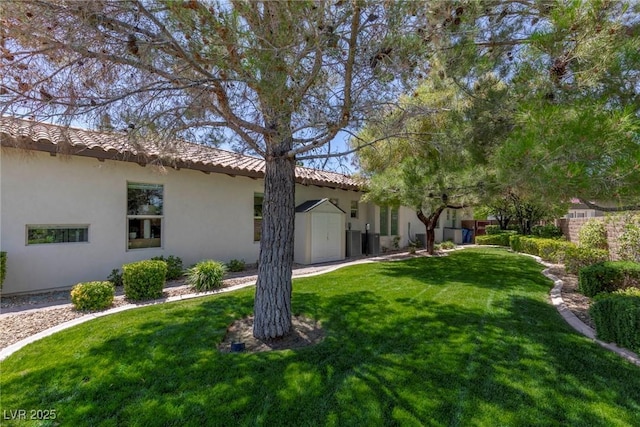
[0,117,360,190]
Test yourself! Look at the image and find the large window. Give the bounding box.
[254,193,264,242]
[27,225,88,245]
[127,182,163,249]
[380,206,399,237]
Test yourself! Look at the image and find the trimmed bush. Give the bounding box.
[579,261,640,297]
[0,251,6,289]
[534,238,572,263]
[590,289,640,354]
[564,246,609,275]
[531,224,563,239]
[484,225,502,235]
[71,281,115,311]
[122,260,167,301]
[226,259,246,272]
[151,255,184,280]
[578,219,608,251]
[475,234,511,247]
[187,260,227,291]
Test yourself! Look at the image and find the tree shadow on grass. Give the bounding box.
[2,250,640,426]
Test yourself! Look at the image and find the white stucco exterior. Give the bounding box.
[0,148,369,294]
[1,145,472,295]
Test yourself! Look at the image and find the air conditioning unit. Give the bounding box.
[362,232,380,256]
[346,230,362,257]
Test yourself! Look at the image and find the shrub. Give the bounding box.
[0,251,6,289]
[151,255,184,280]
[122,260,167,301]
[70,281,115,311]
[564,246,610,275]
[509,234,523,253]
[438,241,456,250]
[531,224,564,239]
[226,259,246,272]
[617,214,640,262]
[578,219,608,251]
[579,261,640,297]
[535,239,573,263]
[187,260,227,291]
[484,225,502,235]
[589,289,640,354]
[475,234,511,247]
[107,268,123,287]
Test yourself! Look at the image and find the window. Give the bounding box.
[446,209,450,221]
[127,182,163,249]
[380,206,399,236]
[452,209,457,228]
[390,207,399,235]
[27,225,88,245]
[254,193,264,242]
[380,206,389,236]
[350,200,359,218]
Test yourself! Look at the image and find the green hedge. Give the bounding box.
[70,281,115,311]
[578,261,640,297]
[123,260,167,301]
[564,246,610,275]
[508,235,572,263]
[0,251,6,289]
[475,234,511,246]
[150,255,184,280]
[531,224,564,239]
[590,288,640,354]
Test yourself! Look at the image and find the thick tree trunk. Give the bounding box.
[253,153,296,340]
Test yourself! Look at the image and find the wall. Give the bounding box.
[0,148,366,294]
[558,215,638,260]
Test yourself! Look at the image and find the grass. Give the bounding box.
[1,248,639,426]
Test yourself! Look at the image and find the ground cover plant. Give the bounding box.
[1,248,639,426]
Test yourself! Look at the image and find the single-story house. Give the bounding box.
[0,118,470,295]
[564,198,604,219]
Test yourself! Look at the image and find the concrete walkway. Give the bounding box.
[2,247,639,367]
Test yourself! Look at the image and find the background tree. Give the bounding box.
[424,1,640,210]
[0,0,432,340]
[355,77,486,254]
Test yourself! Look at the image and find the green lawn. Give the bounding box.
[1,248,639,426]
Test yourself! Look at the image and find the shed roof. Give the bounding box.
[295,198,346,214]
[0,117,360,191]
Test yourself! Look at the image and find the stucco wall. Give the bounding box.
[0,148,366,294]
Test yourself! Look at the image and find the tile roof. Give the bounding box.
[0,117,360,191]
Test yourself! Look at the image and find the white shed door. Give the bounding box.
[311,213,342,263]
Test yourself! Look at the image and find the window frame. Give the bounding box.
[26,225,90,245]
[390,207,399,235]
[380,206,389,236]
[127,182,164,250]
[350,200,359,219]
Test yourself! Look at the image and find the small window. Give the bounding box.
[350,201,359,219]
[127,182,163,249]
[254,193,264,242]
[27,225,89,245]
[390,207,399,235]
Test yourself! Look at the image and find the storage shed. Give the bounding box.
[294,199,346,265]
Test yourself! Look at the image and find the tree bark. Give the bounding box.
[253,152,296,340]
[417,206,446,255]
